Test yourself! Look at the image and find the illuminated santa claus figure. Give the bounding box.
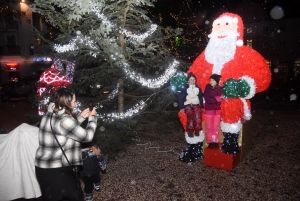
[187,12,271,154]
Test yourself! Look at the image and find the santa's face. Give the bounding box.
[212,16,238,37]
[205,16,239,74]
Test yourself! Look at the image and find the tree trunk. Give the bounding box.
[118,78,124,113]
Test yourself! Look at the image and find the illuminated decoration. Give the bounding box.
[55,33,179,88]
[170,72,186,92]
[6,63,19,71]
[108,83,119,101]
[175,36,187,47]
[181,12,272,154]
[6,63,19,67]
[98,100,147,122]
[91,6,157,42]
[36,58,75,115]
[222,78,251,98]
[54,35,99,56]
[123,59,179,88]
[33,57,52,62]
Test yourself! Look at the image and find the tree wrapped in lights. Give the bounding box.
[32,0,189,128]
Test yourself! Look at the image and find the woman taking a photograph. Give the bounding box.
[35,87,97,201]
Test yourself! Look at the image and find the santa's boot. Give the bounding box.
[230,133,240,154]
[221,132,239,154]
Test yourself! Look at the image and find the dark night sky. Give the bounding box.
[153,0,300,27]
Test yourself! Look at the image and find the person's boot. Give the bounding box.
[213,142,219,148]
[188,131,194,138]
[93,182,100,191]
[194,130,199,136]
[85,193,93,201]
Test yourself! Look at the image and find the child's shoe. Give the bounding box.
[207,143,214,148]
[94,183,100,191]
[213,142,219,148]
[187,131,194,138]
[85,193,93,201]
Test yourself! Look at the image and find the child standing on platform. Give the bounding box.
[204,74,223,148]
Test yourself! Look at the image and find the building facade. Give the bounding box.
[244,18,300,83]
[0,0,52,84]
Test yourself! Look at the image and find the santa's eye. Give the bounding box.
[226,22,229,25]
[217,23,220,25]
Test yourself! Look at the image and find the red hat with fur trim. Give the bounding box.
[217,12,244,47]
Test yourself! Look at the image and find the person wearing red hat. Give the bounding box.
[186,12,271,154]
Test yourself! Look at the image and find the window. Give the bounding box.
[294,59,300,77]
[280,24,286,30]
[26,19,31,24]
[266,60,271,69]
[279,40,285,48]
[262,42,269,48]
[246,39,252,48]
[21,11,26,19]
[6,35,17,45]
[277,65,288,81]
[279,58,287,64]
[247,27,252,33]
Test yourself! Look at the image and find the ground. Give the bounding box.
[0,100,300,200]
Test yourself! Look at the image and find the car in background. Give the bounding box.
[0,77,38,102]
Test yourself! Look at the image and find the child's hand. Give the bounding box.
[91,146,101,156]
[179,109,184,113]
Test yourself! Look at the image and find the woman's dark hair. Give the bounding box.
[52,87,75,116]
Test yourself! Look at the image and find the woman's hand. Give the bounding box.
[80,108,90,119]
[90,107,97,116]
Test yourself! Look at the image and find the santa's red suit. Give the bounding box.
[186,12,271,154]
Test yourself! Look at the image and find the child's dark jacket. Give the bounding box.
[80,145,101,177]
[178,84,204,110]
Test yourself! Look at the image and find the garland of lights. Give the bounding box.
[122,59,179,88]
[108,83,119,101]
[98,100,147,122]
[91,7,157,42]
[54,34,179,89]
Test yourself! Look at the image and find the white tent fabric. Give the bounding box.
[0,123,41,200]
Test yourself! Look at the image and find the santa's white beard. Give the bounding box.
[205,31,238,74]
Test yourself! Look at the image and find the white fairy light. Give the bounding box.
[73,99,148,121]
[108,83,119,101]
[122,59,179,88]
[92,7,157,42]
[54,35,99,54]
[98,100,147,121]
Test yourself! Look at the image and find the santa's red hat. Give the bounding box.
[216,12,244,47]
